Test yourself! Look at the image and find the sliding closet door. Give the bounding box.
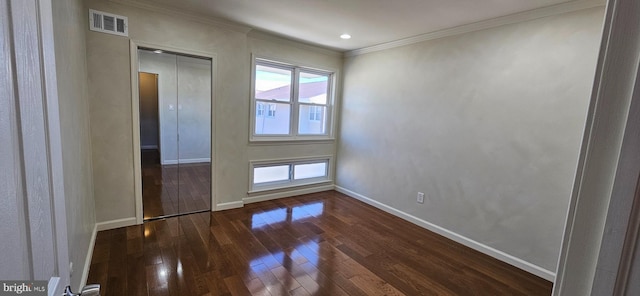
[138,49,212,220]
[176,55,211,214]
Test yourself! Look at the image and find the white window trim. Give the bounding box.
[250,55,337,142]
[249,156,333,193]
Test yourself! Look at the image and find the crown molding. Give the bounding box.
[109,0,252,34]
[345,0,606,57]
[247,29,343,58]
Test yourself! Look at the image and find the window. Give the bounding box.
[251,158,330,191]
[253,165,289,184]
[309,105,322,121]
[256,103,277,118]
[252,58,333,140]
[256,103,265,116]
[267,103,276,117]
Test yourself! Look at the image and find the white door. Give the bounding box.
[0,1,70,295]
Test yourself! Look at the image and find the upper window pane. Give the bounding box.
[298,72,328,105]
[255,64,292,102]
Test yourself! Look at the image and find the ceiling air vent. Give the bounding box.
[89,9,128,37]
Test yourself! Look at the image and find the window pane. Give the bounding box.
[255,102,290,134]
[298,72,328,104]
[294,162,327,180]
[254,165,290,184]
[298,105,326,134]
[255,64,292,102]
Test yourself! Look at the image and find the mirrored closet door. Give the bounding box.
[138,48,212,220]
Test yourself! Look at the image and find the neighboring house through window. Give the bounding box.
[309,105,322,121]
[256,102,265,116]
[256,102,276,118]
[267,103,276,117]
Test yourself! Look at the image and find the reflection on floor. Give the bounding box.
[142,149,210,219]
[87,191,552,295]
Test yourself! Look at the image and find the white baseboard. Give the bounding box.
[140,145,158,149]
[335,186,556,282]
[215,200,244,211]
[96,217,137,231]
[244,185,335,204]
[161,157,211,165]
[78,224,98,292]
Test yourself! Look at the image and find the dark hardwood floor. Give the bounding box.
[87,191,552,295]
[142,149,211,219]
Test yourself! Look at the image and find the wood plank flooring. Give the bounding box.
[87,191,552,295]
[142,149,211,219]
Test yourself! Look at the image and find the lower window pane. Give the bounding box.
[255,102,291,135]
[294,162,327,180]
[254,165,290,184]
[298,105,326,134]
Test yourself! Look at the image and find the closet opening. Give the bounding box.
[137,47,213,221]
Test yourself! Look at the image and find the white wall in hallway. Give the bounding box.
[52,0,96,291]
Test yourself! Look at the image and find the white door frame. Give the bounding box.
[130,40,218,224]
[1,0,70,295]
[553,0,640,294]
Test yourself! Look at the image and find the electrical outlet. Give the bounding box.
[417,192,425,204]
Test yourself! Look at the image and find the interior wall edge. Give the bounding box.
[335,185,556,282]
[78,224,98,292]
[110,0,251,33]
[247,30,343,57]
[345,0,604,57]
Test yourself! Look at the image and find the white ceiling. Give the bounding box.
[123,0,576,51]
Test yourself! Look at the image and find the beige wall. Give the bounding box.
[84,0,342,223]
[82,0,606,281]
[336,7,604,274]
[51,0,96,290]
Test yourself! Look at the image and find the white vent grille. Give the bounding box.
[89,9,128,37]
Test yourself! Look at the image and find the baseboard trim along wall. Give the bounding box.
[96,217,137,231]
[79,224,98,292]
[334,185,556,282]
[244,185,335,204]
[216,201,245,211]
[162,158,211,165]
